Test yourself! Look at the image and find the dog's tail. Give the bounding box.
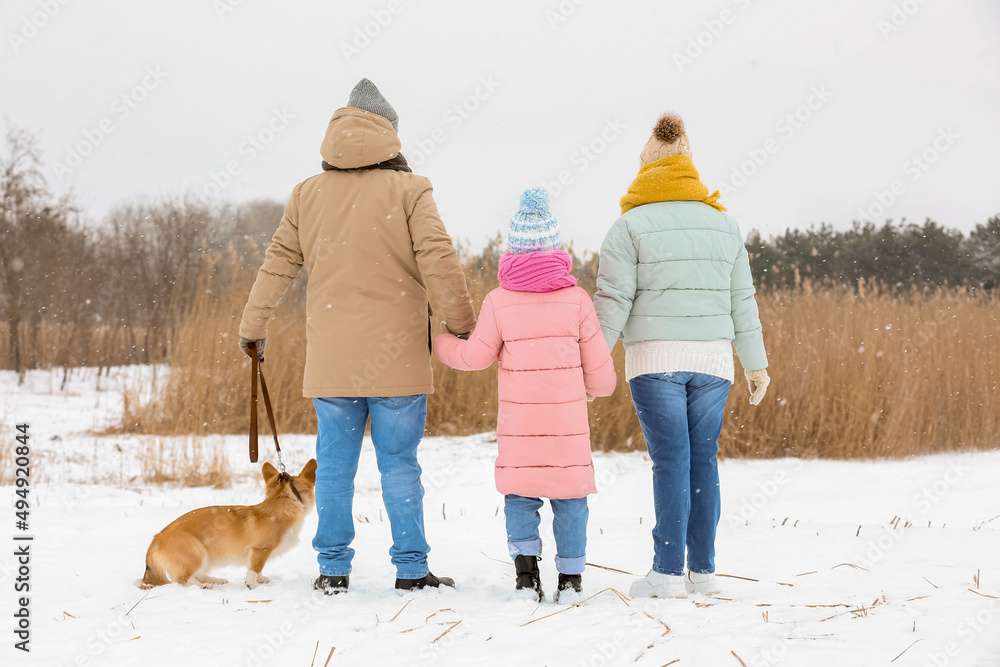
[134,560,169,589]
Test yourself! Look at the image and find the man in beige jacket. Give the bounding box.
[240,79,475,594]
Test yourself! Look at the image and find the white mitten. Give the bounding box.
[745,368,770,406]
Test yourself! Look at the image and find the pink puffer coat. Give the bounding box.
[433,251,617,499]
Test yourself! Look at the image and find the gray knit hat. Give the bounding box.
[347,78,399,132]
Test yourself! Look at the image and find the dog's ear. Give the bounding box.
[262,462,279,484]
[300,459,318,483]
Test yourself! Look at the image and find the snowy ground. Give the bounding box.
[1,367,999,667]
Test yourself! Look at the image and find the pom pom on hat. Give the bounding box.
[640,113,691,166]
[507,187,560,255]
[653,114,685,144]
[519,187,551,215]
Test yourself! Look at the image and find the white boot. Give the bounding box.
[684,571,720,595]
[629,570,686,598]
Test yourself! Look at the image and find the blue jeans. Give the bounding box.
[312,395,430,579]
[628,372,731,576]
[505,495,588,575]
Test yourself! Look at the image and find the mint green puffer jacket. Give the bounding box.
[594,200,768,371]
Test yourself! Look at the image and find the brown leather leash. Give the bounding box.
[247,342,303,504]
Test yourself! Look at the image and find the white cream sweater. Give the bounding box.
[624,340,735,384]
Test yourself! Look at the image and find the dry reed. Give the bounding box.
[109,250,1000,460]
[139,437,233,488]
[0,321,148,372]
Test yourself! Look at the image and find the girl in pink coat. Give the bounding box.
[433,188,617,603]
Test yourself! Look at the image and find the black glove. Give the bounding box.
[239,337,266,361]
[439,322,471,340]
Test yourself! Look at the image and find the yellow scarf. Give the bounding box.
[620,155,726,214]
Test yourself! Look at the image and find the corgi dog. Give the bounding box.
[136,459,317,589]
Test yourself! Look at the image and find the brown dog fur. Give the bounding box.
[135,459,317,589]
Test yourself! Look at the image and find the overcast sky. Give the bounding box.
[3,0,998,251]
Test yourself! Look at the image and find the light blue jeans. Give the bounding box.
[312,395,430,579]
[505,494,589,575]
[628,372,731,576]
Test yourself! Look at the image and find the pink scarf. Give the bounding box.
[498,250,577,293]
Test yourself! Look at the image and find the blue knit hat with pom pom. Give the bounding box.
[507,187,560,254]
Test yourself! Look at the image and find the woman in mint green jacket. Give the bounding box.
[594,114,770,599]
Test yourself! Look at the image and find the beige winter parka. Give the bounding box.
[240,107,476,397]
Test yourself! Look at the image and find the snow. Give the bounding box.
[1,367,999,666]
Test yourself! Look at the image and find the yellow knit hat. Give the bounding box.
[639,114,692,166]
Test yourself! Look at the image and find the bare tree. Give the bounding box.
[0,126,75,382]
[98,198,224,362]
[212,198,284,256]
[967,216,1000,291]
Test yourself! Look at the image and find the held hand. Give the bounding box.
[440,322,471,340]
[240,337,267,362]
[745,368,770,406]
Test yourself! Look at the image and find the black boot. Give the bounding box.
[514,555,543,602]
[395,572,456,591]
[314,574,349,595]
[554,573,583,604]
